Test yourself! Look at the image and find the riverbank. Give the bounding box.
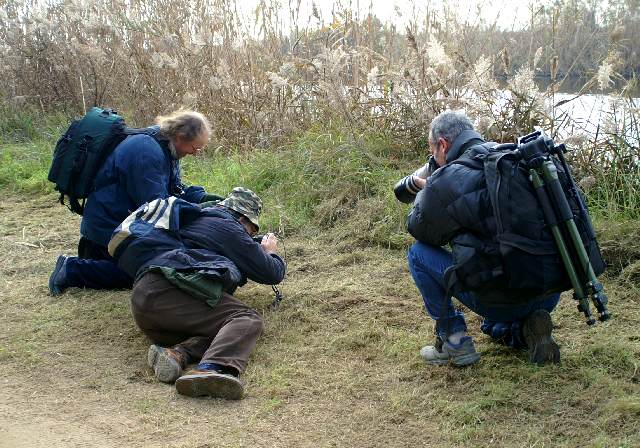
[2,108,640,446]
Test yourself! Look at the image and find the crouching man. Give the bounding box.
[394,110,561,367]
[108,187,285,399]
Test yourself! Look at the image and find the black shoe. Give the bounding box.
[175,370,244,399]
[522,310,560,365]
[48,255,69,296]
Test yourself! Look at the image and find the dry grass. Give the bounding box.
[2,0,638,150]
[1,192,639,447]
[2,1,638,222]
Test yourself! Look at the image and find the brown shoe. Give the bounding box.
[175,370,244,400]
[147,345,186,384]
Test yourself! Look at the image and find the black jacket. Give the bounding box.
[406,130,492,245]
[403,130,603,306]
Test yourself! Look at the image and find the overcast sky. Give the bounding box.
[238,0,533,32]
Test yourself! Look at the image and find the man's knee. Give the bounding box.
[407,241,443,271]
[246,308,265,335]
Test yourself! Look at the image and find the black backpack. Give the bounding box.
[444,138,605,307]
[48,107,156,215]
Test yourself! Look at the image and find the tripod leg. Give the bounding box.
[539,161,610,322]
[530,170,594,325]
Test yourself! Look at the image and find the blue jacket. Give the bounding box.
[109,198,286,293]
[80,126,206,247]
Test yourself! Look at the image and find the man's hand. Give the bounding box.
[412,175,427,189]
[260,233,278,254]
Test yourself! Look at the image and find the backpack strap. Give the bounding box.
[123,127,160,137]
[483,151,512,234]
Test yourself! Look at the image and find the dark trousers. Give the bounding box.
[408,241,560,348]
[130,272,264,374]
[63,237,133,290]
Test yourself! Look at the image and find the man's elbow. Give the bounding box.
[407,216,424,241]
[265,265,286,284]
[255,258,286,285]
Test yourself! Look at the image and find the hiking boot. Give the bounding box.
[420,335,481,366]
[175,369,244,400]
[49,255,69,296]
[522,309,560,365]
[147,345,186,384]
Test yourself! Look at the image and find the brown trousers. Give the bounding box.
[131,272,264,374]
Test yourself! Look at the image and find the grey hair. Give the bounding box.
[429,110,474,144]
[155,109,211,141]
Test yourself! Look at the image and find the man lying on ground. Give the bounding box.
[108,187,285,399]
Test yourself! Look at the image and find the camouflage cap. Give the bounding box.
[220,187,263,230]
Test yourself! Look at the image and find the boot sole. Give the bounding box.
[451,352,481,367]
[147,345,182,384]
[530,339,560,365]
[175,373,244,400]
[523,310,561,365]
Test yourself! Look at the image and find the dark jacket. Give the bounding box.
[406,130,494,245]
[81,126,206,247]
[111,200,285,294]
[178,209,286,286]
[403,130,578,306]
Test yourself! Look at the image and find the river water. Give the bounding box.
[551,93,638,147]
[535,78,638,143]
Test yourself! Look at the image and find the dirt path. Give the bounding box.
[1,193,639,447]
[0,193,429,448]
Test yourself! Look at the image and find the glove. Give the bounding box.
[200,193,225,203]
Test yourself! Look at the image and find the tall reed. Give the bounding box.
[1,0,638,218]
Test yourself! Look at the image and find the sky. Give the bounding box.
[237,0,533,32]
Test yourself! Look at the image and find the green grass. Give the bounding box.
[0,109,67,193]
[181,124,416,240]
[0,141,54,193]
[1,191,639,446]
[588,167,640,221]
[1,109,639,241]
[0,108,68,145]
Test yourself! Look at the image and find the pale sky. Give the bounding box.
[238,0,532,32]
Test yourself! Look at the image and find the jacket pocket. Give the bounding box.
[445,233,504,294]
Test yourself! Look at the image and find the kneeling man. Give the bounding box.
[395,111,560,366]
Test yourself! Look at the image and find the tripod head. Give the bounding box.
[515,130,567,168]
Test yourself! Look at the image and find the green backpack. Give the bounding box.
[48,107,155,215]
